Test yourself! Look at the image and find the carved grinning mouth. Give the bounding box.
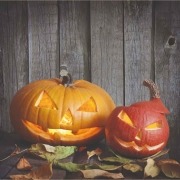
[114,136,164,152]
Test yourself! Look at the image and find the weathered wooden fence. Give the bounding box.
[0,1,179,159]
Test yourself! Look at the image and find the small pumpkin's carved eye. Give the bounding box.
[145,121,162,130]
[77,97,97,112]
[35,91,58,110]
[118,110,134,128]
[60,109,73,126]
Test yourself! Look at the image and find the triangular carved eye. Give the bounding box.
[77,97,97,112]
[35,91,58,110]
[118,110,134,128]
[145,121,162,130]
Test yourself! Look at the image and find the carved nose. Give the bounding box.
[135,130,142,141]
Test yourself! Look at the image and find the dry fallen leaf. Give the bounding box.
[157,159,179,166]
[81,169,124,179]
[17,157,32,170]
[9,174,30,180]
[88,163,122,171]
[42,144,56,153]
[157,159,180,178]
[12,145,21,156]
[29,143,77,162]
[140,149,169,162]
[87,148,102,159]
[144,158,160,178]
[10,163,53,180]
[54,161,85,172]
[78,146,87,152]
[123,163,143,173]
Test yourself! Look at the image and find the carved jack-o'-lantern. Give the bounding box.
[105,80,169,158]
[10,68,115,146]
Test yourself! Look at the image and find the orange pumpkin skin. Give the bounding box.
[105,80,170,158]
[10,78,115,146]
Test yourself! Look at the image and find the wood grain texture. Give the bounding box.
[124,1,153,105]
[90,1,124,106]
[0,2,28,132]
[59,1,90,81]
[28,1,59,82]
[154,1,180,160]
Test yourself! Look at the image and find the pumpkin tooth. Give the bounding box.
[114,136,165,152]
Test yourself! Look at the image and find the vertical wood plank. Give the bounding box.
[154,2,180,161]
[0,2,28,132]
[28,1,59,81]
[90,1,124,105]
[124,1,153,105]
[59,1,90,80]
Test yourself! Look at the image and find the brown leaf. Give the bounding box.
[29,162,53,179]
[10,163,53,180]
[144,158,160,178]
[157,159,179,166]
[81,169,124,179]
[17,157,32,170]
[78,146,87,152]
[157,159,180,178]
[9,174,31,180]
[87,148,102,159]
[161,163,180,179]
[12,145,21,156]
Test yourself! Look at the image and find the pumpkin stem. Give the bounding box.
[143,79,160,99]
[59,66,72,86]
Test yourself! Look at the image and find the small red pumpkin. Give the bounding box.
[105,80,169,158]
[10,67,115,146]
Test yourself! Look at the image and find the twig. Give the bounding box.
[0,144,28,162]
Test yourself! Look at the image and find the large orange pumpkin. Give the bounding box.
[10,68,115,146]
[105,80,169,158]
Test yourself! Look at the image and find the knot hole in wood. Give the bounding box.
[168,36,176,46]
[164,35,177,55]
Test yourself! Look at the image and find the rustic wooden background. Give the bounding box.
[0,1,179,160]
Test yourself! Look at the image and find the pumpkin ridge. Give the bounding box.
[60,86,74,130]
[11,82,46,121]
[39,82,63,129]
[85,83,114,111]
[76,86,101,128]
[24,88,44,125]
[46,86,63,129]
[25,83,57,126]
[74,87,87,130]
[31,84,56,126]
